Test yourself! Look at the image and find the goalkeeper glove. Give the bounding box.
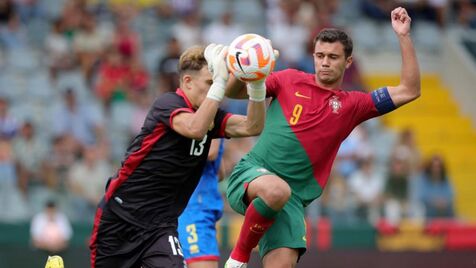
[246,47,279,102]
[204,43,229,102]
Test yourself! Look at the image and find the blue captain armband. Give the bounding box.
[371,87,396,115]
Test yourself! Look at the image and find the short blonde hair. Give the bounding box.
[178,46,207,78]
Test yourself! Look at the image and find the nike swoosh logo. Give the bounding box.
[235,51,245,72]
[295,91,311,99]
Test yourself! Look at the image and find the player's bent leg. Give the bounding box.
[246,175,291,210]
[227,175,291,265]
[262,248,299,268]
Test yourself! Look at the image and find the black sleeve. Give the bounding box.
[210,108,232,139]
[152,93,194,129]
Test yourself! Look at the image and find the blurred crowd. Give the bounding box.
[0,0,468,247]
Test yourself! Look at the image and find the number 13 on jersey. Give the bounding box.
[190,135,208,156]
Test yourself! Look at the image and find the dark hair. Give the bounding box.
[424,155,448,182]
[313,28,353,58]
[178,46,207,78]
[46,199,57,208]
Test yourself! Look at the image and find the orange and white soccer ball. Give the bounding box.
[226,33,276,82]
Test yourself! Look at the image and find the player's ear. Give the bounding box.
[182,74,193,90]
[345,55,353,69]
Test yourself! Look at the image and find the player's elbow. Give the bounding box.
[409,84,421,101]
[188,128,208,140]
[246,122,264,136]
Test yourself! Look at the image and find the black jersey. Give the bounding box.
[104,89,231,228]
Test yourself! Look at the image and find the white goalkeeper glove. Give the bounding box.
[204,43,229,102]
[246,48,279,102]
[247,79,266,102]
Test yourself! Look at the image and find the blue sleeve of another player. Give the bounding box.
[213,139,225,170]
[371,87,396,115]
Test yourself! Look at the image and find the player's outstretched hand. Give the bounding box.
[391,7,411,36]
[205,43,229,102]
[246,45,278,102]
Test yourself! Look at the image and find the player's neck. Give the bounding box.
[314,78,341,91]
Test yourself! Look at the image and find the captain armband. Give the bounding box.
[371,87,396,115]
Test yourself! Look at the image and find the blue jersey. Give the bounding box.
[178,139,225,262]
[185,139,225,212]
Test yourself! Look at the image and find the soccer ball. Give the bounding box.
[226,33,276,82]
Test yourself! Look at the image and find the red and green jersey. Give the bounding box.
[248,69,380,206]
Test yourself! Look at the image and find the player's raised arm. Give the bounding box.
[172,45,228,140]
[225,75,248,99]
[386,7,421,107]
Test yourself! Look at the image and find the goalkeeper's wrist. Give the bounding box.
[206,80,226,102]
[247,82,266,102]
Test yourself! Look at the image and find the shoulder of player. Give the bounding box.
[272,68,308,77]
[271,68,312,83]
[156,92,187,108]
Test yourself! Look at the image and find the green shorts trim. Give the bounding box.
[226,156,307,258]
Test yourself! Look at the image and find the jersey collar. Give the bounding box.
[176,88,194,110]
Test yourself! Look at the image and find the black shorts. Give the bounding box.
[90,207,186,268]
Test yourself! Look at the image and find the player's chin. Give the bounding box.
[319,75,336,84]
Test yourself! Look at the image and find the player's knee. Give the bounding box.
[262,179,291,208]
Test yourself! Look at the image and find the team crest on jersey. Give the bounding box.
[329,96,342,114]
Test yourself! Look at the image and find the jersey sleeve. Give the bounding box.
[210,108,232,138]
[265,70,284,98]
[154,93,194,129]
[349,91,380,125]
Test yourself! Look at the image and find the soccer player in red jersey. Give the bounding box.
[220,7,420,268]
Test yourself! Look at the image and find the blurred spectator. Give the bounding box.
[383,154,415,225]
[95,46,149,105]
[112,16,141,63]
[0,138,29,221]
[335,125,373,179]
[156,37,181,95]
[44,19,76,81]
[455,0,476,29]
[60,0,85,41]
[14,0,43,23]
[417,154,454,219]
[172,11,202,50]
[51,87,106,147]
[0,96,19,139]
[0,13,28,50]
[170,0,199,16]
[321,170,355,224]
[127,58,149,94]
[399,0,449,28]
[360,0,394,22]
[73,11,111,85]
[30,200,72,255]
[392,128,421,175]
[12,120,48,195]
[67,146,110,222]
[268,0,308,67]
[43,135,79,192]
[348,155,384,224]
[95,46,130,105]
[203,11,245,45]
[0,0,15,25]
